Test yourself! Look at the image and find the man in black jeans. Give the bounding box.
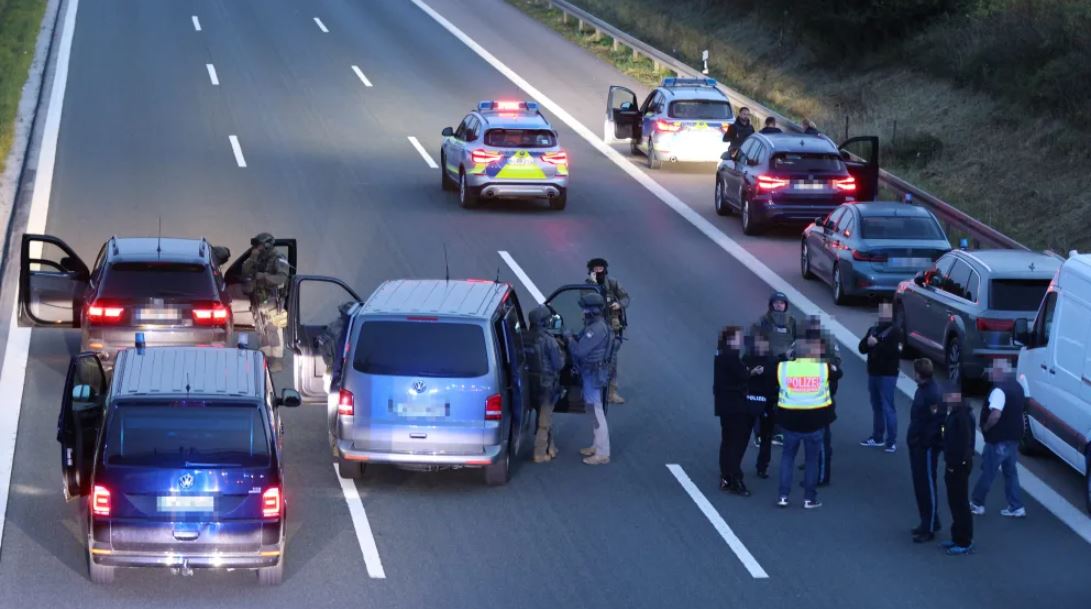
[715,326,757,496]
[746,334,779,479]
[858,302,903,452]
[942,386,976,556]
[907,358,946,542]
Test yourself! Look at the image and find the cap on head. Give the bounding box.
[578,292,606,310]
[586,257,608,271]
[251,232,275,248]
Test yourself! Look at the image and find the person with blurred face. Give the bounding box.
[775,334,836,509]
[970,358,1027,518]
[715,327,757,495]
[858,302,903,452]
[941,387,976,555]
[746,334,779,479]
[908,358,946,543]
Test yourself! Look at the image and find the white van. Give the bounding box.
[1014,252,1091,514]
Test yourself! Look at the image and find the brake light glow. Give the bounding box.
[852,250,888,263]
[832,176,857,192]
[654,119,682,133]
[91,485,111,517]
[471,149,503,164]
[756,175,790,191]
[720,122,731,133]
[977,318,1015,332]
[541,150,568,165]
[87,302,125,324]
[485,393,502,421]
[262,487,281,519]
[192,302,230,326]
[337,389,354,416]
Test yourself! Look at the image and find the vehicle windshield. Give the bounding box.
[990,279,1051,311]
[103,402,270,467]
[353,321,489,378]
[101,262,216,300]
[861,216,945,240]
[668,100,732,120]
[771,153,845,172]
[484,129,556,148]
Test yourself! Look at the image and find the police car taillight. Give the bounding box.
[541,150,568,165]
[87,301,125,324]
[91,485,111,517]
[261,487,281,519]
[471,149,503,164]
[654,119,682,133]
[485,393,502,421]
[337,388,354,416]
[192,302,230,326]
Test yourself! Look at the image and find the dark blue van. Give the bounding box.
[58,344,301,584]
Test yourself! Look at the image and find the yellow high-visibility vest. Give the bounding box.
[777,359,832,410]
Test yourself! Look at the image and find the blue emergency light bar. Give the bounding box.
[478,100,539,112]
[661,77,717,88]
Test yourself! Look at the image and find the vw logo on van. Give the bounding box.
[412,380,427,393]
[178,474,195,490]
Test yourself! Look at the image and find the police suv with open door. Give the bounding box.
[287,275,606,486]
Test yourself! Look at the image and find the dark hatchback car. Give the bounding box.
[713,132,879,234]
[801,202,951,304]
[63,345,300,584]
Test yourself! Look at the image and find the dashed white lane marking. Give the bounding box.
[411,0,1091,546]
[333,464,386,578]
[498,251,545,304]
[192,15,201,31]
[351,65,373,87]
[313,17,329,33]
[0,0,80,558]
[667,465,769,579]
[206,63,219,86]
[407,136,438,169]
[228,135,247,168]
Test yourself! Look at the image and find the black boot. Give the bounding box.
[731,480,752,497]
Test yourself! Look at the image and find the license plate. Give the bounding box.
[793,182,826,191]
[137,308,179,321]
[508,156,533,166]
[157,495,214,512]
[394,402,447,417]
[888,257,932,268]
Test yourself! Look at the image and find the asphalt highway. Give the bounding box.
[0,1,1085,607]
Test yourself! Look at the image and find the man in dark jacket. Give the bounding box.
[858,302,903,452]
[746,334,779,479]
[802,119,820,135]
[586,257,630,404]
[970,358,1027,518]
[759,116,783,134]
[528,306,566,463]
[715,326,757,496]
[907,358,947,542]
[753,291,798,360]
[942,386,976,555]
[722,107,754,151]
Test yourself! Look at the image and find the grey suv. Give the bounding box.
[894,249,1060,385]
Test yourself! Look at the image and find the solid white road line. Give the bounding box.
[411,0,1091,545]
[191,15,201,31]
[333,464,386,578]
[0,0,80,558]
[667,465,769,579]
[498,251,546,304]
[407,136,438,169]
[313,17,329,33]
[351,65,373,87]
[206,63,219,86]
[228,135,247,168]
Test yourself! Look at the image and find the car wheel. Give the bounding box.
[946,336,964,387]
[832,264,850,305]
[484,440,511,486]
[458,170,478,209]
[440,153,456,191]
[895,304,916,358]
[714,179,730,216]
[1018,411,1046,456]
[88,547,115,585]
[801,241,815,279]
[741,197,762,235]
[549,189,567,211]
[257,559,284,586]
[337,458,366,479]
[647,139,662,169]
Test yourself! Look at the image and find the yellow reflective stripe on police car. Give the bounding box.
[496,150,547,180]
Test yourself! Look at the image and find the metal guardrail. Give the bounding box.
[542,0,1027,251]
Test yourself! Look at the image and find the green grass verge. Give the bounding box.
[0,0,47,178]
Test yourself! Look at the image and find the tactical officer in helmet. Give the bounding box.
[752,291,798,360]
[586,257,629,404]
[241,233,290,371]
[567,292,614,465]
[527,306,566,463]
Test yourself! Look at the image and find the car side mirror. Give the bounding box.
[1013,318,1031,348]
[549,313,563,332]
[913,271,926,286]
[72,383,95,402]
[441,127,454,137]
[279,388,302,408]
[620,101,635,111]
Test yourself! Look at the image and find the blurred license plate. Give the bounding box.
[157,496,213,512]
[394,402,447,417]
[137,308,179,321]
[888,257,932,268]
[793,182,825,190]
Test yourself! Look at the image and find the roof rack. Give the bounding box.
[661,77,716,88]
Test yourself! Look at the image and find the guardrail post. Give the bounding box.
[561,10,568,24]
[653,59,663,73]
[611,37,620,51]
[578,18,585,32]
[593,27,602,41]
[632,47,640,62]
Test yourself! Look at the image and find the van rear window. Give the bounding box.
[353,321,489,378]
[101,262,216,300]
[668,100,732,120]
[990,279,1050,311]
[104,403,270,468]
[484,129,555,148]
[771,153,845,173]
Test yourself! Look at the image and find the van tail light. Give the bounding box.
[485,393,502,421]
[756,175,790,191]
[541,150,568,165]
[852,250,888,263]
[87,301,126,324]
[337,389,354,416]
[654,119,682,133]
[832,176,856,192]
[262,487,282,519]
[91,485,111,517]
[192,302,230,326]
[471,149,503,164]
[977,318,1015,332]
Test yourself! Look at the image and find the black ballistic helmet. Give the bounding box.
[768,291,789,310]
[578,292,606,310]
[251,232,275,248]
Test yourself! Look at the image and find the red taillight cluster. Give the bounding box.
[756,175,790,191]
[471,149,503,164]
[262,487,281,519]
[977,318,1015,332]
[192,302,230,326]
[832,176,857,192]
[852,250,888,263]
[655,119,682,133]
[541,150,568,165]
[87,301,125,324]
[337,388,354,416]
[91,485,111,517]
[720,122,731,133]
[485,393,502,421]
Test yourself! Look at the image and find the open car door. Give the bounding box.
[223,238,298,329]
[604,85,641,143]
[19,234,89,327]
[839,136,879,202]
[544,283,607,414]
[58,353,108,501]
[496,293,531,454]
[287,275,362,404]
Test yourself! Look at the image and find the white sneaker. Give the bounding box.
[582,455,610,465]
[579,446,596,457]
[1000,506,1027,518]
[969,502,985,515]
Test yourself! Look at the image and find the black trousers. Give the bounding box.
[755,410,775,473]
[909,445,941,532]
[945,463,973,547]
[720,414,755,482]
